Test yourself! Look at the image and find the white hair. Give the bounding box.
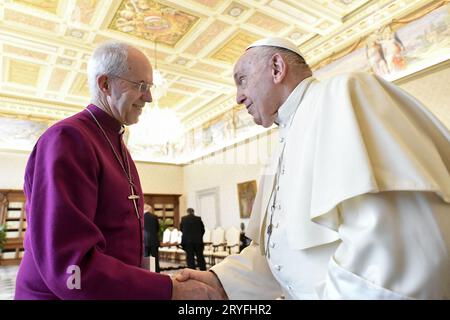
[258,46,307,69]
[87,41,130,98]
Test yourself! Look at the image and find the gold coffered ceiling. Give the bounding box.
[110,0,200,46]
[0,0,441,162]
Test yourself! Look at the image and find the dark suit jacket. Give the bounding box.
[144,212,160,249]
[180,214,205,245]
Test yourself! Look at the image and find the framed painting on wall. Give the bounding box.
[237,180,257,219]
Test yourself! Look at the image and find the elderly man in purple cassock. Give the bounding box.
[15,41,220,300]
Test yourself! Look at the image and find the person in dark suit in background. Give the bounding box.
[180,208,206,270]
[239,222,251,252]
[144,204,160,273]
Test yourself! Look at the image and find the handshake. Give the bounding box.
[171,269,228,300]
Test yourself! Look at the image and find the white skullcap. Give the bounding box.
[246,37,304,59]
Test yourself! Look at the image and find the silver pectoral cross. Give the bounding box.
[128,185,140,219]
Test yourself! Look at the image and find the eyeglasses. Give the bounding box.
[114,76,152,93]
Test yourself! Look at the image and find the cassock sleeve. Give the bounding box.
[210,242,282,299]
[25,125,172,299]
[318,191,450,299]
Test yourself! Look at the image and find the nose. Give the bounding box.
[236,89,245,105]
[142,89,152,103]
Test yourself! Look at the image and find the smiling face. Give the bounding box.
[106,48,153,125]
[233,48,282,128]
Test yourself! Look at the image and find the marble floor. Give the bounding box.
[0,260,186,300]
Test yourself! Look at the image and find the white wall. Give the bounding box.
[183,163,262,229]
[135,162,183,195]
[182,131,278,230]
[396,61,450,129]
[0,151,30,189]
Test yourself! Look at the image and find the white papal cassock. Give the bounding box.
[211,72,450,299]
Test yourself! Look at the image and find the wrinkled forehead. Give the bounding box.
[233,49,258,76]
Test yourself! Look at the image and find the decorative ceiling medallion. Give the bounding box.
[65,28,86,39]
[289,30,306,41]
[56,57,73,66]
[109,0,200,46]
[175,57,189,65]
[229,7,242,17]
[224,2,248,18]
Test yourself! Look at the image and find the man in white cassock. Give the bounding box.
[176,37,450,299]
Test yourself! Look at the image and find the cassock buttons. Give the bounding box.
[287,285,293,291]
[267,224,273,235]
[279,138,285,143]
[276,185,280,191]
[270,242,275,248]
[275,265,282,271]
[277,204,282,210]
[274,222,279,229]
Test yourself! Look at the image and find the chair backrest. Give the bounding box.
[177,230,183,243]
[211,227,225,245]
[225,226,241,247]
[162,228,171,243]
[170,228,179,243]
[203,228,211,243]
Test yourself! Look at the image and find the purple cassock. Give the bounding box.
[15,104,172,299]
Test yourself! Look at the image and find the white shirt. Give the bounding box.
[264,77,336,299]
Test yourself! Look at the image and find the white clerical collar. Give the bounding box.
[275,77,314,131]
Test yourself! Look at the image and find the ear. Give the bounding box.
[271,53,287,84]
[97,74,110,94]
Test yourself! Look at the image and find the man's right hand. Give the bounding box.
[175,269,228,299]
[171,277,223,300]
